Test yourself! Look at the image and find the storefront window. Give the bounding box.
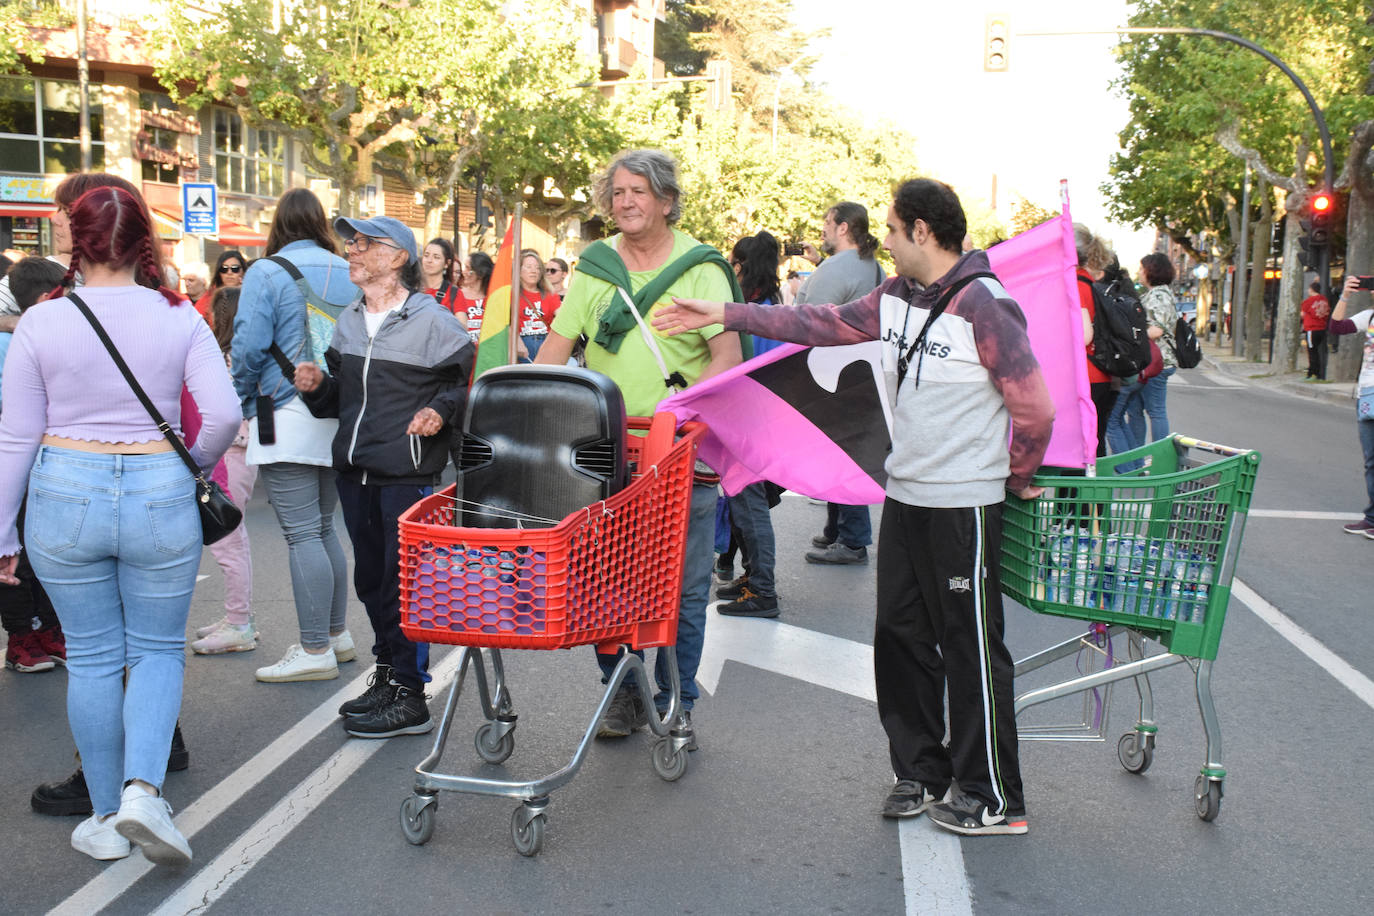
[213,109,284,198]
[0,76,104,174]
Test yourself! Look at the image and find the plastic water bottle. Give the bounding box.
[1099,536,1119,612]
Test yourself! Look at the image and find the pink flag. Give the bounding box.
[986,201,1095,469]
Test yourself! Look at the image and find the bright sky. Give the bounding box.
[790,0,1157,259]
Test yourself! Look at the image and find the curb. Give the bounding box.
[1200,349,1353,408]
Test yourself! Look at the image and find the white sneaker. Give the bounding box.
[112,785,191,866]
[191,622,258,655]
[71,814,131,861]
[330,630,356,663]
[254,644,338,682]
[194,616,229,639]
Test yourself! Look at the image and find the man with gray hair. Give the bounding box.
[535,149,743,748]
[792,201,885,567]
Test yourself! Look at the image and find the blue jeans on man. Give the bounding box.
[727,483,776,597]
[596,481,716,711]
[824,502,872,548]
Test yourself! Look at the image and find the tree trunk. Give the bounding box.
[1336,119,1374,381]
[1275,208,1303,370]
[1245,184,1271,361]
[423,203,444,243]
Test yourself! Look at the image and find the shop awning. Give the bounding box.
[0,203,55,218]
[149,203,267,248]
[149,207,183,240]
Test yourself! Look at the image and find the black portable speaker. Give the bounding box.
[456,365,629,528]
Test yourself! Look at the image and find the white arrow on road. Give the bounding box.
[697,611,971,916]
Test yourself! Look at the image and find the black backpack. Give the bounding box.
[1081,275,1151,378]
[1173,313,1202,368]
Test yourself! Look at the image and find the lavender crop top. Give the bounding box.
[0,286,240,554]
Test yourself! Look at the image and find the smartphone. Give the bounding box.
[783,240,804,257]
[255,395,276,445]
[1356,276,1374,290]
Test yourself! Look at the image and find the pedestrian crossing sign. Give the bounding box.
[181,182,218,235]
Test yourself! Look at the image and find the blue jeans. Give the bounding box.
[598,482,715,711]
[24,447,200,817]
[336,476,431,689]
[258,463,349,650]
[728,483,776,596]
[824,503,872,548]
[1359,417,1374,525]
[1140,367,1175,442]
[1106,380,1146,472]
[521,335,545,362]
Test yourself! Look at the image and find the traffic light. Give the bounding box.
[984,15,1010,72]
[1308,189,1333,246]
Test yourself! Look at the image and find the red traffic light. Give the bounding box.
[1312,193,1332,212]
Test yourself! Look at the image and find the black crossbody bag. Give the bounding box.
[68,292,242,545]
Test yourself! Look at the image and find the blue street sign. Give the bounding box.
[181,182,218,235]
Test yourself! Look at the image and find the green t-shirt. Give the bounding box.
[552,230,732,417]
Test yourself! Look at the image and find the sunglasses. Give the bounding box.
[544,267,562,275]
[220,264,242,274]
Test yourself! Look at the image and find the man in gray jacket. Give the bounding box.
[797,202,885,566]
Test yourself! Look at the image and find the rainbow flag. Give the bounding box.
[472,222,518,380]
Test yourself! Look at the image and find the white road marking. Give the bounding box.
[47,652,463,916]
[1233,578,1374,710]
[1247,510,1360,521]
[900,820,973,916]
[699,611,971,915]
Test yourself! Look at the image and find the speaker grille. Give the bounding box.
[574,441,619,479]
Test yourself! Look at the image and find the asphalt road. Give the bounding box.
[2,362,1371,915]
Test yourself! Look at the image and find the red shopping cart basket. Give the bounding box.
[398,414,703,654]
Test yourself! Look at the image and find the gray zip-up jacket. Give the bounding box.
[302,290,474,485]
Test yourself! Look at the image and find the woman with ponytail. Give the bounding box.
[0,180,239,866]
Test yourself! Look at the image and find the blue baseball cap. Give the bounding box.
[333,215,418,265]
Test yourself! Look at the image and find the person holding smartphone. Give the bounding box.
[1329,275,1374,540]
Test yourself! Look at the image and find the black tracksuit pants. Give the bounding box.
[874,499,1024,816]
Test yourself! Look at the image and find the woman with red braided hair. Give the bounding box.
[0,179,239,866]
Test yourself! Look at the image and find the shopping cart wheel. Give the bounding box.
[650,736,688,782]
[400,794,437,845]
[475,721,516,764]
[511,805,546,856]
[1116,732,1154,774]
[1194,775,1223,822]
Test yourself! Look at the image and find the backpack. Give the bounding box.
[1173,313,1202,369]
[264,255,348,380]
[1080,275,1151,378]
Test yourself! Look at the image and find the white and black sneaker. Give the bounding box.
[881,779,939,819]
[343,682,433,738]
[338,665,394,718]
[927,794,1028,836]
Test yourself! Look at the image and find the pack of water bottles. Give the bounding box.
[1043,530,1214,623]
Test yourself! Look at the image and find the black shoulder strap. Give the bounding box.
[265,255,307,381]
[896,271,996,393]
[67,292,207,485]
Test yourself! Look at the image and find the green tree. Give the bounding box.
[1008,197,1057,236]
[1106,0,1374,370]
[1,2,66,73]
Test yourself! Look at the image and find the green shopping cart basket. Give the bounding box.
[1000,434,1261,821]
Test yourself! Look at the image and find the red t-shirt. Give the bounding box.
[518,289,560,337]
[1079,269,1111,384]
[454,290,484,341]
[1300,293,1330,331]
[425,283,460,314]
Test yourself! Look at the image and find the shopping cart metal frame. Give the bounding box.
[1001,435,1261,822]
[394,416,703,855]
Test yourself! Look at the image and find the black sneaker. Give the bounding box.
[717,589,780,618]
[804,542,868,565]
[810,533,834,548]
[343,682,433,738]
[715,575,750,601]
[881,779,938,819]
[339,665,394,718]
[168,724,189,772]
[713,560,734,582]
[927,794,1028,835]
[595,686,648,739]
[31,768,92,817]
